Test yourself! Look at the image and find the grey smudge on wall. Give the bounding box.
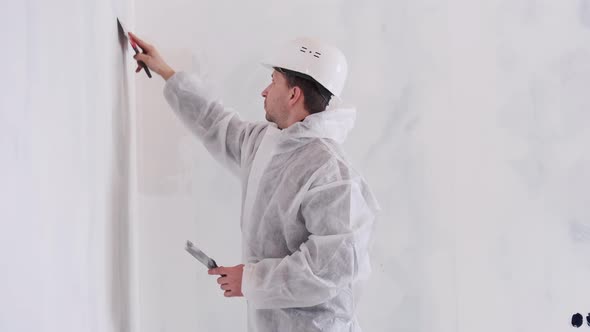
[579,0,590,29]
[569,220,590,243]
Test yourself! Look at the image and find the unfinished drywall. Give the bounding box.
[0,1,137,331]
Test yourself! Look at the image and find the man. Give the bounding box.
[131,32,380,332]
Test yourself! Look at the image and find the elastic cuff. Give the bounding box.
[163,71,184,95]
[241,263,257,299]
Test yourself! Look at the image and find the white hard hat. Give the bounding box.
[261,37,348,98]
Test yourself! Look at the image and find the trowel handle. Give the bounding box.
[210,259,227,277]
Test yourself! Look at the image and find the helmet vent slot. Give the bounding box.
[299,46,322,58]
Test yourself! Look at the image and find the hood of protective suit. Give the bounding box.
[275,101,357,153]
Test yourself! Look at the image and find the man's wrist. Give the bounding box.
[162,67,176,81]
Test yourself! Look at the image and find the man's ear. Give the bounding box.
[289,86,303,106]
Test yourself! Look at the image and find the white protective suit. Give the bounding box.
[163,72,380,332]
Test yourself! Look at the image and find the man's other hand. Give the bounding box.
[209,264,245,297]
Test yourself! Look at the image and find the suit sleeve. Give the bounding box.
[241,179,376,309]
[163,71,265,175]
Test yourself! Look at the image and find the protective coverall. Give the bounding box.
[164,72,380,332]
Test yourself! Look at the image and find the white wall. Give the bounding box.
[135,1,590,332]
[0,1,138,331]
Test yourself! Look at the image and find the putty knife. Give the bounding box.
[185,240,219,269]
[116,17,152,78]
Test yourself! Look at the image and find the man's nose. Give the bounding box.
[261,86,268,98]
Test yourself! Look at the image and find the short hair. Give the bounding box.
[274,67,333,114]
